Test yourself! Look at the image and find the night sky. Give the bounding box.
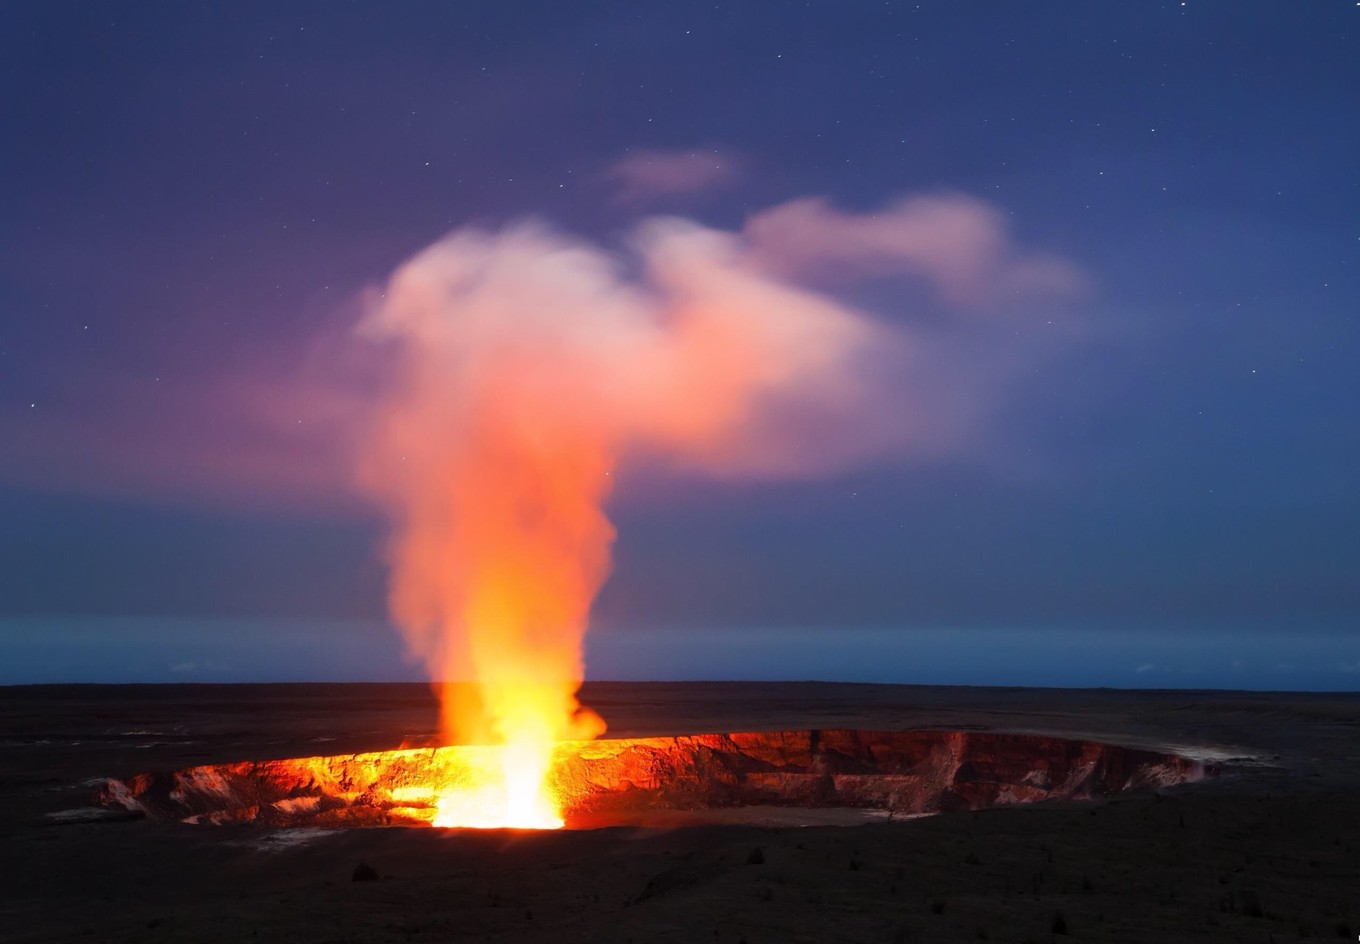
[2,2,1357,689]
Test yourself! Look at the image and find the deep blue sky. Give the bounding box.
[1,2,1357,688]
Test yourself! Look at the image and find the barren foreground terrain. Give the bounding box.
[1,682,1357,942]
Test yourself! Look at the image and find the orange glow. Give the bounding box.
[99,731,1208,831]
[371,408,611,829]
[357,222,889,828]
[432,743,564,828]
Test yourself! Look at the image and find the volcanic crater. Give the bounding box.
[98,728,1207,829]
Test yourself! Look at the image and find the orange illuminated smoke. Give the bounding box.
[358,221,892,828]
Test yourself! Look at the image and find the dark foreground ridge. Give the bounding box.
[98,729,1206,828]
[4,683,1358,942]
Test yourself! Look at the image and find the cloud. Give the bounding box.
[607,148,741,204]
[744,193,1088,306]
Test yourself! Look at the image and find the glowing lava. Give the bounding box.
[431,743,564,829]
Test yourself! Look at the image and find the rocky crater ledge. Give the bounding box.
[97,729,1209,828]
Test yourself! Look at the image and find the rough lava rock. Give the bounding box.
[96,729,1208,828]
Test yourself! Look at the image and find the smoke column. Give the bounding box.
[358,217,896,763]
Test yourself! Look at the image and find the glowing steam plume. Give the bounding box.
[358,217,897,827]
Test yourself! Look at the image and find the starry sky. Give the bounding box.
[2,2,1357,689]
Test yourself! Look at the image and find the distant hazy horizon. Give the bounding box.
[2,617,1354,693]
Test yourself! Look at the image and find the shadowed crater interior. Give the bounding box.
[97,729,1208,829]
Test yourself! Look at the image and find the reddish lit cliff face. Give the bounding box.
[98,730,1206,829]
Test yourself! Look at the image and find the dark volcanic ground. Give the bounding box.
[1,682,1357,942]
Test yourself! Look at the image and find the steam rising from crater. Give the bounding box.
[359,218,895,747]
[354,198,1080,826]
